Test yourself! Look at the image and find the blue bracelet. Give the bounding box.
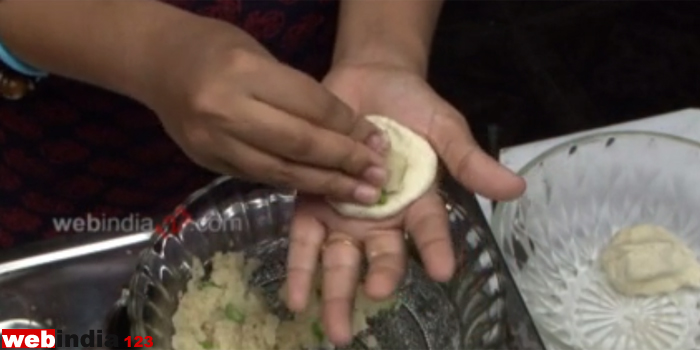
[0,39,48,78]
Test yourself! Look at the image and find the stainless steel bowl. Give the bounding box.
[126,176,545,349]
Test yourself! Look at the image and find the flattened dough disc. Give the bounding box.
[328,115,438,219]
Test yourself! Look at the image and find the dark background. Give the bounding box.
[429,1,700,152]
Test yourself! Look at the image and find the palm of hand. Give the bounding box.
[284,64,525,345]
[283,64,458,345]
[320,64,459,283]
[324,64,527,201]
[323,64,450,138]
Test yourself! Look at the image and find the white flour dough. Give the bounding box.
[329,115,437,219]
[600,224,700,296]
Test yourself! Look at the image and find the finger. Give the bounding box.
[173,132,244,177]
[217,136,381,204]
[286,211,326,312]
[363,229,406,300]
[322,232,363,346]
[250,63,381,149]
[229,100,387,187]
[185,151,241,177]
[404,192,455,282]
[426,107,526,200]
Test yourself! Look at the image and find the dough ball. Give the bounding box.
[600,224,700,296]
[328,115,438,219]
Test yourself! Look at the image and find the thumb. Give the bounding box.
[427,109,526,201]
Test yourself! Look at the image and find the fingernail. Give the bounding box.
[354,184,380,204]
[366,132,389,155]
[363,166,387,186]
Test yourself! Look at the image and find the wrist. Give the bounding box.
[137,16,267,107]
[332,38,429,78]
[132,16,235,105]
[121,11,205,104]
[332,0,443,79]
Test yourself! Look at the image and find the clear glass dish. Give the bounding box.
[492,131,700,350]
[125,176,545,350]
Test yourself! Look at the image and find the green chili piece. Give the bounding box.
[377,190,388,205]
[225,303,245,324]
[198,281,221,290]
[311,319,324,342]
[200,340,214,349]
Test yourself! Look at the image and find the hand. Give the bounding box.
[285,188,454,345]
[323,62,526,200]
[282,62,527,345]
[144,19,388,204]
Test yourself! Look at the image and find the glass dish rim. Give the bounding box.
[492,130,700,229]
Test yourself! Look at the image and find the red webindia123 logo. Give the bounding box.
[2,329,56,348]
[1,329,152,348]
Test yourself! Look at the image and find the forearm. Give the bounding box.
[0,0,197,101]
[333,0,444,76]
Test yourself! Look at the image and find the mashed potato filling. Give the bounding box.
[172,252,396,350]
